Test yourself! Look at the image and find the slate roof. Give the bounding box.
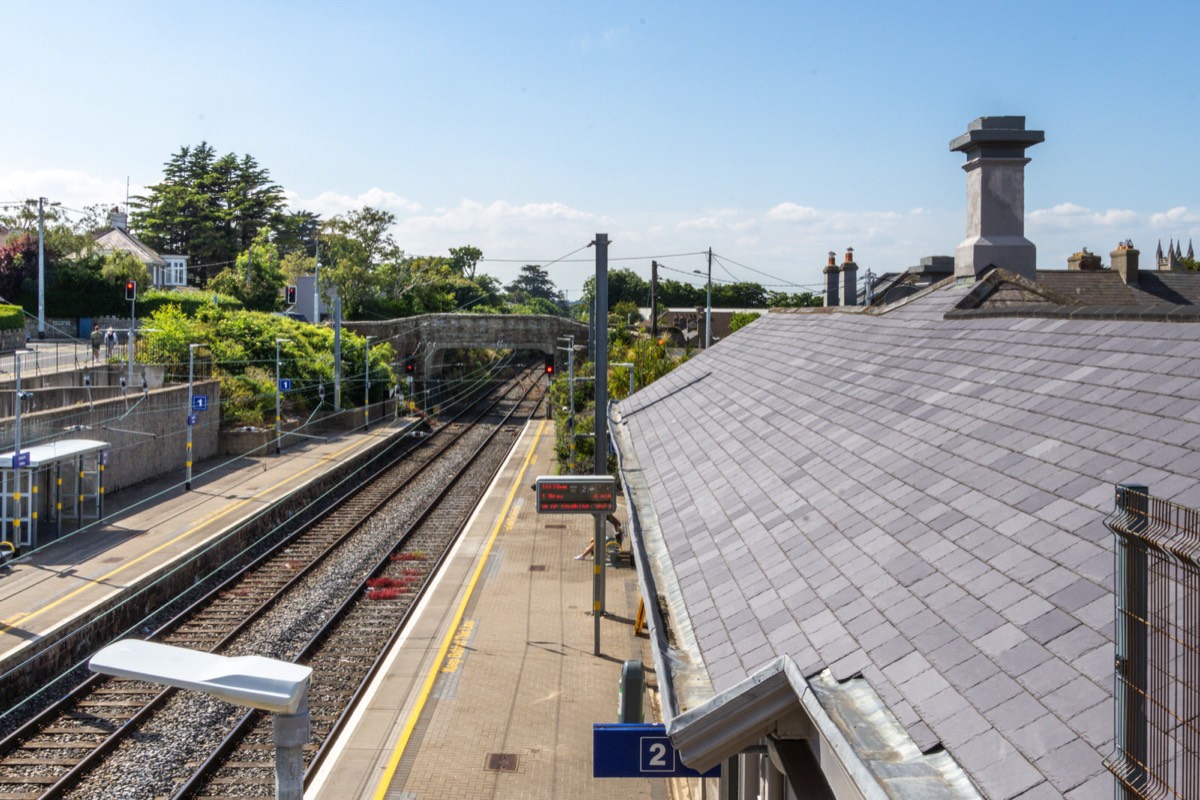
[93,227,166,268]
[613,278,1200,798]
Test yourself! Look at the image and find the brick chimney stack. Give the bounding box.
[841,247,858,307]
[1067,248,1102,271]
[824,251,840,307]
[950,116,1044,283]
[1112,240,1139,286]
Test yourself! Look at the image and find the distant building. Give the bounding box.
[93,208,189,288]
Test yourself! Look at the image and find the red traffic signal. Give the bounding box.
[404,357,415,374]
[125,280,137,302]
[286,285,297,305]
[544,355,555,375]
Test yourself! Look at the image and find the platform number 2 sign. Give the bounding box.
[640,736,676,773]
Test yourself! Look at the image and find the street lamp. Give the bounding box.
[90,640,311,800]
[363,336,375,430]
[275,338,291,454]
[693,266,712,349]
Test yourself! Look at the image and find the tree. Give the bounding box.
[729,312,761,333]
[131,143,286,283]
[100,250,152,289]
[766,290,822,307]
[207,227,286,311]
[507,264,562,306]
[320,207,402,316]
[448,245,483,280]
[0,234,37,302]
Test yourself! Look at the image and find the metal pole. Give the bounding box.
[272,694,310,800]
[706,247,713,349]
[364,336,373,430]
[37,198,45,339]
[313,238,320,324]
[275,338,289,455]
[13,353,22,460]
[567,336,575,475]
[650,260,659,339]
[186,344,196,490]
[593,233,609,655]
[128,292,136,387]
[1115,482,1149,799]
[333,297,342,411]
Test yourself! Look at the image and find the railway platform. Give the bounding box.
[308,419,669,800]
[0,417,419,681]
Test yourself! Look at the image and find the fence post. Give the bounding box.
[1114,482,1148,797]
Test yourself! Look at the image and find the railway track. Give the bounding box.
[0,369,544,800]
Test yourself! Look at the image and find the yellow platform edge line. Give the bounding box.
[371,419,546,800]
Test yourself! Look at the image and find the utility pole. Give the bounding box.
[275,338,290,455]
[592,233,609,655]
[32,197,59,339]
[705,247,713,350]
[650,260,659,339]
[333,297,342,411]
[313,238,320,324]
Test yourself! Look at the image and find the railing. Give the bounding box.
[1104,484,1200,799]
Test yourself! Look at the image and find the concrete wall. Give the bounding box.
[0,378,221,495]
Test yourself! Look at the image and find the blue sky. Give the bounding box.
[2,1,1197,296]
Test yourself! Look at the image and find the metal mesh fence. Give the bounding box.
[1105,484,1200,799]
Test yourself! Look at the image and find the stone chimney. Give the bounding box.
[841,247,858,307]
[824,251,840,307]
[1112,240,1139,285]
[950,116,1045,283]
[1067,248,1102,271]
[108,206,127,231]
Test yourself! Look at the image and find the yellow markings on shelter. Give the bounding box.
[0,434,376,635]
[371,420,547,800]
[441,620,476,673]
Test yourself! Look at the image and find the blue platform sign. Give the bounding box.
[187,413,198,427]
[192,395,208,411]
[593,724,720,778]
[10,452,29,468]
[278,378,292,392]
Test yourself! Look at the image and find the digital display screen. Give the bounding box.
[535,476,617,514]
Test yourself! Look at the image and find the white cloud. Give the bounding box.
[1028,202,1138,229]
[766,203,821,222]
[303,188,420,217]
[1150,206,1200,227]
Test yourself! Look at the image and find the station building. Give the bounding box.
[612,117,1200,798]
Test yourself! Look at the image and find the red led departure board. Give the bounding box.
[534,475,617,514]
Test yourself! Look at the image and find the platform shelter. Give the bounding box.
[0,439,108,550]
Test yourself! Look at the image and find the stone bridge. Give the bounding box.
[344,314,589,376]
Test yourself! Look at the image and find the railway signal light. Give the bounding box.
[405,357,415,374]
[544,355,555,375]
[125,280,137,302]
[285,285,297,305]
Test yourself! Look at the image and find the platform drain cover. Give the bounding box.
[529,565,546,571]
[486,753,519,772]
[545,524,566,529]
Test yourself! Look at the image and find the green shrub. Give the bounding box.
[0,304,23,331]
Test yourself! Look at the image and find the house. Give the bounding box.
[93,207,189,288]
[611,117,1200,798]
